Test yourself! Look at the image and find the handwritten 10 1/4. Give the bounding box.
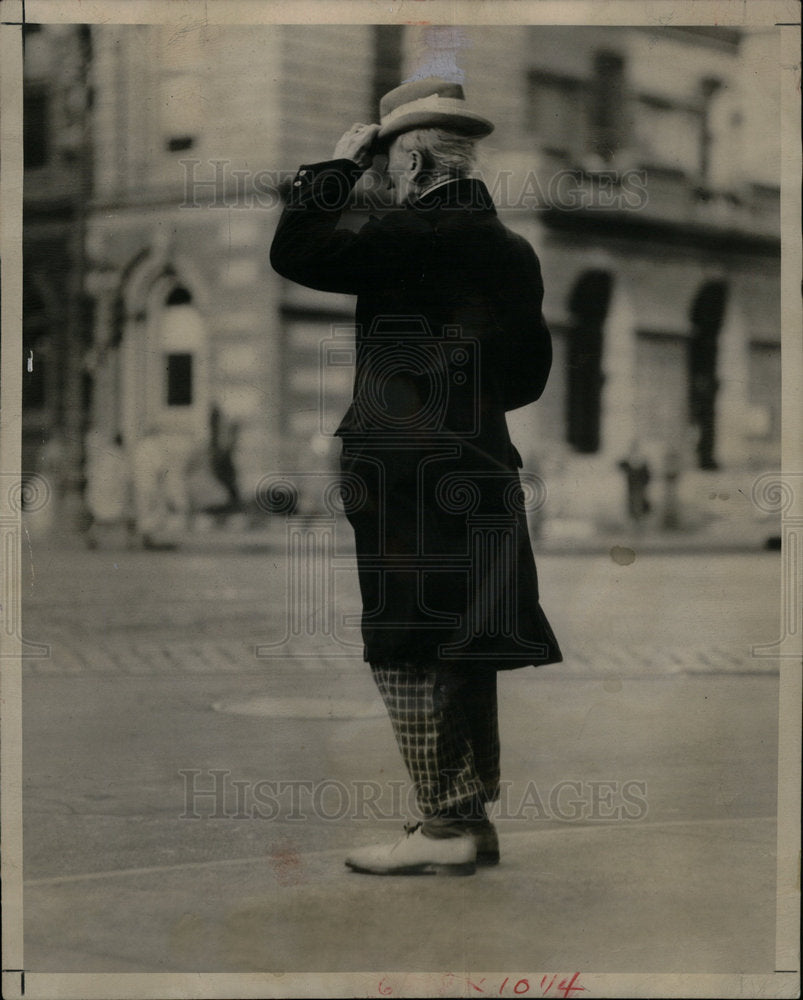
[377,972,586,996]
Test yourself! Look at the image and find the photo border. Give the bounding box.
[1,2,800,997]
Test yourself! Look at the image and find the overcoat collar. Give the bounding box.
[407,176,496,214]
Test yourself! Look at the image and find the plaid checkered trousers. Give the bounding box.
[371,663,500,818]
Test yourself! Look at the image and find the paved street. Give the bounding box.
[16,532,784,978]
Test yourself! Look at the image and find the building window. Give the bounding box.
[81,371,94,429]
[165,352,194,406]
[159,26,203,156]
[372,26,404,117]
[165,285,192,307]
[527,70,587,160]
[24,84,49,169]
[687,280,727,470]
[634,94,701,175]
[565,270,613,454]
[634,330,688,449]
[698,77,722,185]
[166,136,195,153]
[746,340,781,443]
[161,285,198,408]
[700,79,743,192]
[664,26,742,50]
[145,280,206,432]
[23,276,52,412]
[23,336,48,410]
[591,51,627,163]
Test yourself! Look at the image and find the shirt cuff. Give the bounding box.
[286,159,366,209]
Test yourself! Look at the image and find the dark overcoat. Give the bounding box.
[270,159,562,670]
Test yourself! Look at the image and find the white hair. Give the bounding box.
[397,128,478,194]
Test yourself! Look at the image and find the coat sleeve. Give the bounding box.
[269,159,382,295]
[495,234,553,411]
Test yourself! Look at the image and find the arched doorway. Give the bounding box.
[687,279,728,470]
[119,261,210,454]
[565,269,613,454]
[144,281,208,440]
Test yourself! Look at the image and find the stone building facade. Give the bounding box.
[22,23,93,518]
[25,22,782,532]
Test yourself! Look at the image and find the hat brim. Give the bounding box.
[377,110,494,142]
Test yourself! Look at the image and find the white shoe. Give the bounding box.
[345,823,477,876]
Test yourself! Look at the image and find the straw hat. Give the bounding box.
[376,77,494,142]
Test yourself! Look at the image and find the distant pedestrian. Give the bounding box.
[661,446,682,531]
[210,407,242,510]
[84,433,136,549]
[618,440,652,526]
[36,431,69,533]
[133,429,186,549]
[186,442,230,520]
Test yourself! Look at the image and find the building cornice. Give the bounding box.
[540,206,780,258]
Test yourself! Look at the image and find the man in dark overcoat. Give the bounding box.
[270,77,562,875]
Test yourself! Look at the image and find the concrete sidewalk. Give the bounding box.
[181,518,778,556]
[26,514,778,558]
[17,545,785,983]
[22,666,781,977]
[24,815,775,974]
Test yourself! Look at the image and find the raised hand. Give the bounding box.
[333,122,381,169]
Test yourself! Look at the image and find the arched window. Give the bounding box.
[129,275,208,439]
[119,257,209,452]
[565,270,613,454]
[162,286,195,406]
